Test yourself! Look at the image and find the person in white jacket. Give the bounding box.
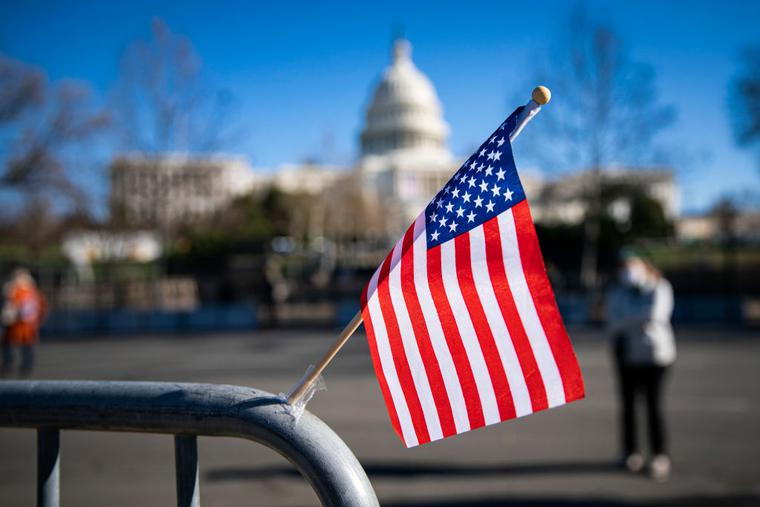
[606,253,675,482]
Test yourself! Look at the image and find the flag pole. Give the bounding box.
[287,311,363,404]
[286,86,552,406]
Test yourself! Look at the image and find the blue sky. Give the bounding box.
[1,0,759,213]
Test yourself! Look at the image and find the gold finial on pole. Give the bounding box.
[531,85,551,105]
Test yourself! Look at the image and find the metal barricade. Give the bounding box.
[0,380,379,507]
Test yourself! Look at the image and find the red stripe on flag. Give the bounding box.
[483,217,549,412]
[360,284,403,440]
[454,233,517,421]
[511,201,585,402]
[426,244,486,429]
[399,227,458,438]
[376,254,432,444]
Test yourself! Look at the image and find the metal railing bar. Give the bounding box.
[37,428,60,507]
[0,381,378,507]
[175,434,200,507]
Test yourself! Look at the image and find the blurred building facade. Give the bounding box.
[527,168,679,225]
[110,154,260,228]
[62,230,162,266]
[270,163,344,195]
[677,210,760,243]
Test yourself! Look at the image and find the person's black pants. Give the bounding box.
[613,342,669,456]
[615,361,668,456]
[1,339,35,377]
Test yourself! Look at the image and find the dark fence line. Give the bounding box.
[41,302,258,337]
[38,293,757,338]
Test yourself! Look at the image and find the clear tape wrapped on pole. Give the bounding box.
[280,364,327,422]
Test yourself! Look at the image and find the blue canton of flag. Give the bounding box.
[425,108,526,248]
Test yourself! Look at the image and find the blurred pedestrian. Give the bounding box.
[606,252,675,482]
[1,269,47,378]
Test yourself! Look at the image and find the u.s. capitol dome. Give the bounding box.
[358,38,457,236]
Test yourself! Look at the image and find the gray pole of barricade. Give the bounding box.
[175,434,200,507]
[37,428,60,507]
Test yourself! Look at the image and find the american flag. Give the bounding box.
[360,108,585,447]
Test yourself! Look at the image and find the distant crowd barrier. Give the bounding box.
[0,381,379,507]
[41,303,258,336]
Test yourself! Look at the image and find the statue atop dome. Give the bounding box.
[392,38,411,63]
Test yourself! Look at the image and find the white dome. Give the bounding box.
[360,39,450,156]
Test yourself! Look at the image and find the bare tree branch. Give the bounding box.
[112,17,237,154]
[1,80,109,207]
[526,6,675,288]
[0,54,44,124]
[730,46,760,158]
[0,52,111,255]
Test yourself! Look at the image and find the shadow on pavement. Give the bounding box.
[205,459,620,482]
[205,462,759,507]
[378,494,760,507]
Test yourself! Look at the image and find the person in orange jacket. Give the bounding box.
[1,268,47,377]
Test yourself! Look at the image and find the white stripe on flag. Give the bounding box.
[498,210,565,407]
[366,269,419,446]
[439,239,501,425]
[387,237,443,441]
[468,225,533,417]
[411,215,470,434]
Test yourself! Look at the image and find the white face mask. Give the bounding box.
[619,262,648,288]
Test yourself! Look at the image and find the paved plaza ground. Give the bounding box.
[0,327,758,506]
